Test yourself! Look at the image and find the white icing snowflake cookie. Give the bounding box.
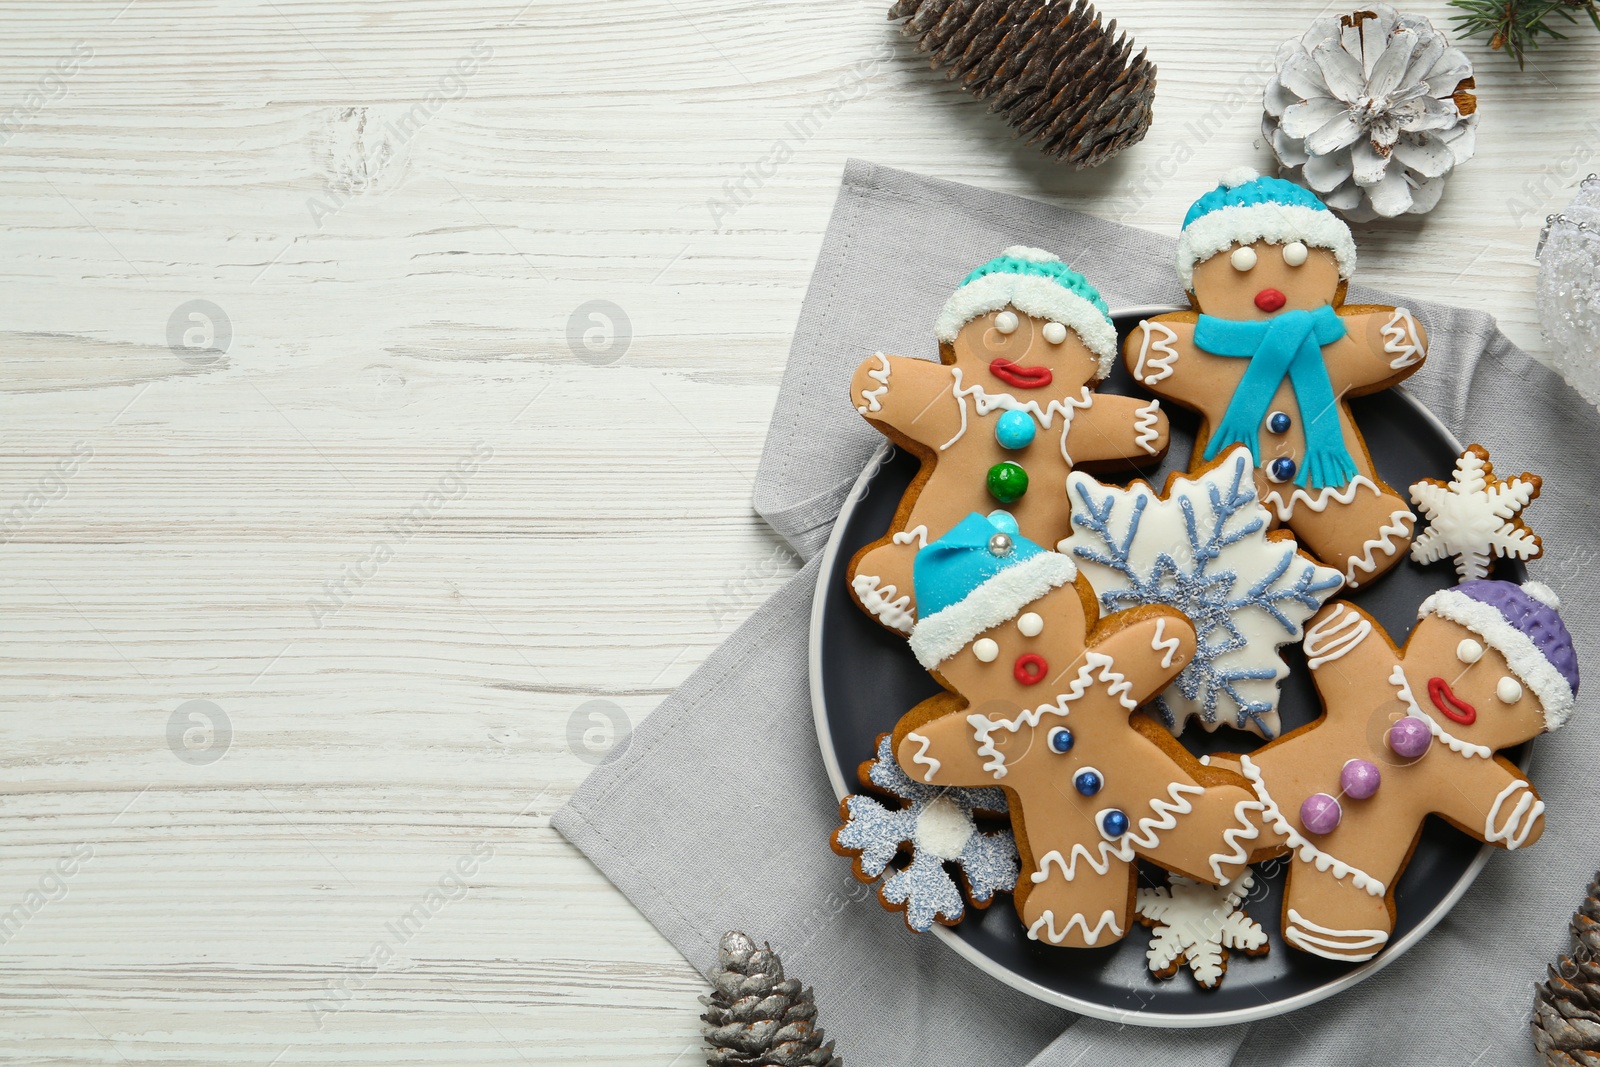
[1135,870,1268,988]
[1410,445,1542,581]
[1061,447,1344,738]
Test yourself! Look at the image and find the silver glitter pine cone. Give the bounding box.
[1263,5,1478,221]
[700,932,841,1067]
[889,0,1156,169]
[1532,872,1600,1066]
[1536,175,1600,410]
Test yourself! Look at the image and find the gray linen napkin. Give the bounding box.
[555,160,1600,1067]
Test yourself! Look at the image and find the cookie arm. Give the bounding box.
[1065,394,1169,464]
[1435,758,1547,851]
[1300,602,1398,709]
[1325,307,1429,393]
[1122,315,1201,397]
[1085,608,1199,703]
[894,706,1012,789]
[849,353,951,437]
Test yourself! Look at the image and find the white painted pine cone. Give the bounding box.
[1262,5,1478,221]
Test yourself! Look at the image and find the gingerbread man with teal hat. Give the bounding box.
[891,512,1262,949]
[849,248,1169,636]
[1126,169,1429,588]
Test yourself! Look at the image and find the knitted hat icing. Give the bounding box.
[1176,168,1357,289]
[934,246,1118,379]
[909,512,1078,669]
[1418,579,1579,730]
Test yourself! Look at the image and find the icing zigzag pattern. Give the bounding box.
[1028,908,1123,946]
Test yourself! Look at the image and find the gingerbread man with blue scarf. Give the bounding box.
[1126,170,1428,588]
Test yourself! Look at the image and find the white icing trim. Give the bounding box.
[1028,908,1123,946]
[1525,581,1561,609]
[909,552,1078,669]
[939,367,1094,461]
[1032,841,1124,883]
[1238,755,1386,897]
[1485,779,1543,850]
[1150,617,1180,669]
[892,524,928,550]
[1389,664,1492,760]
[1303,604,1372,669]
[1260,474,1381,523]
[1344,508,1415,589]
[851,573,913,635]
[1133,399,1162,455]
[1207,798,1265,884]
[1381,309,1425,369]
[856,351,890,413]
[1177,203,1357,288]
[935,273,1117,375]
[963,653,1134,779]
[1124,782,1206,851]
[903,731,940,784]
[1418,588,1576,731]
[1132,321,1179,385]
[1284,909,1387,961]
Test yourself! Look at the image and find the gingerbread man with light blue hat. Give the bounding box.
[1127,169,1429,588]
[849,248,1169,636]
[891,513,1261,950]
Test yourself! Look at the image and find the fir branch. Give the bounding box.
[1449,0,1600,69]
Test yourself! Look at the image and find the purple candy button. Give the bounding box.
[1300,792,1342,835]
[1341,758,1382,799]
[1388,716,1432,759]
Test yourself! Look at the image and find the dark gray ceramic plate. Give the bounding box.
[809,306,1530,1026]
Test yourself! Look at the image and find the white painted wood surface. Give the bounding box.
[1,0,1595,1061]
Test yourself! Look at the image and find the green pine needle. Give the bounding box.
[1449,0,1600,68]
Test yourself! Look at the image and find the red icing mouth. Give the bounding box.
[1427,677,1477,725]
[1014,653,1048,686]
[990,359,1054,389]
[1255,288,1287,313]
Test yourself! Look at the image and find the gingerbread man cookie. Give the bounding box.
[890,513,1260,949]
[1126,169,1428,589]
[1216,580,1578,962]
[849,248,1169,634]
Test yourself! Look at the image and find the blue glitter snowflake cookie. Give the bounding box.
[1061,447,1344,739]
[831,734,1019,933]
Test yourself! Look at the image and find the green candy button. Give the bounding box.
[987,461,1028,504]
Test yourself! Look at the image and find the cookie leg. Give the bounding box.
[849,537,920,634]
[1280,855,1393,962]
[1016,846,1134,949]
[1285,482,1415,590]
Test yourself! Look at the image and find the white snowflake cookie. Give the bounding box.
[1135,870,1269,988]
[1410,445,1543,581]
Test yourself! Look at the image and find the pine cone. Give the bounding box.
[888,0,1156,169]
[1263,5,1477,221]
[1532,873,1600,1066]
[700,932,841,1067]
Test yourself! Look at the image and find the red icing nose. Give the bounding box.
[1014,653,1048,686]
[1255,288,1287,313]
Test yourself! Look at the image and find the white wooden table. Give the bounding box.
[3,1,1595,1062]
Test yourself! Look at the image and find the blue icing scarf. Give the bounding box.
[1194,305,1357,490]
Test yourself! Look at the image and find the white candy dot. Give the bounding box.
[1457,638,1484,664]
[973,638,1000,663]
[1231,246,1258,272]
[994,311,1019,334]
[1017,612,1044,637]
[1497,676,1524,704]
[1283,241,1309,266]
[1042,321,1068,344]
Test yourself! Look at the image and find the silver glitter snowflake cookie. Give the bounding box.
[1061,449,1344,739]
[831,733,1019,933]
[1135,870,1269,988]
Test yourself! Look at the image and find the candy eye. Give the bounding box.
[1231,246,1258,272]
[973,638,1000,663]
[1457,638,1484,664]
[1042,321,1067,345]
[1283,241,1309,266]
[1497,676,1523,704]
[994,311,1019,334]
[1017,612,1044,638]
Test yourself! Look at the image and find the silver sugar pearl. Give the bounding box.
[988,533,1013,557]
